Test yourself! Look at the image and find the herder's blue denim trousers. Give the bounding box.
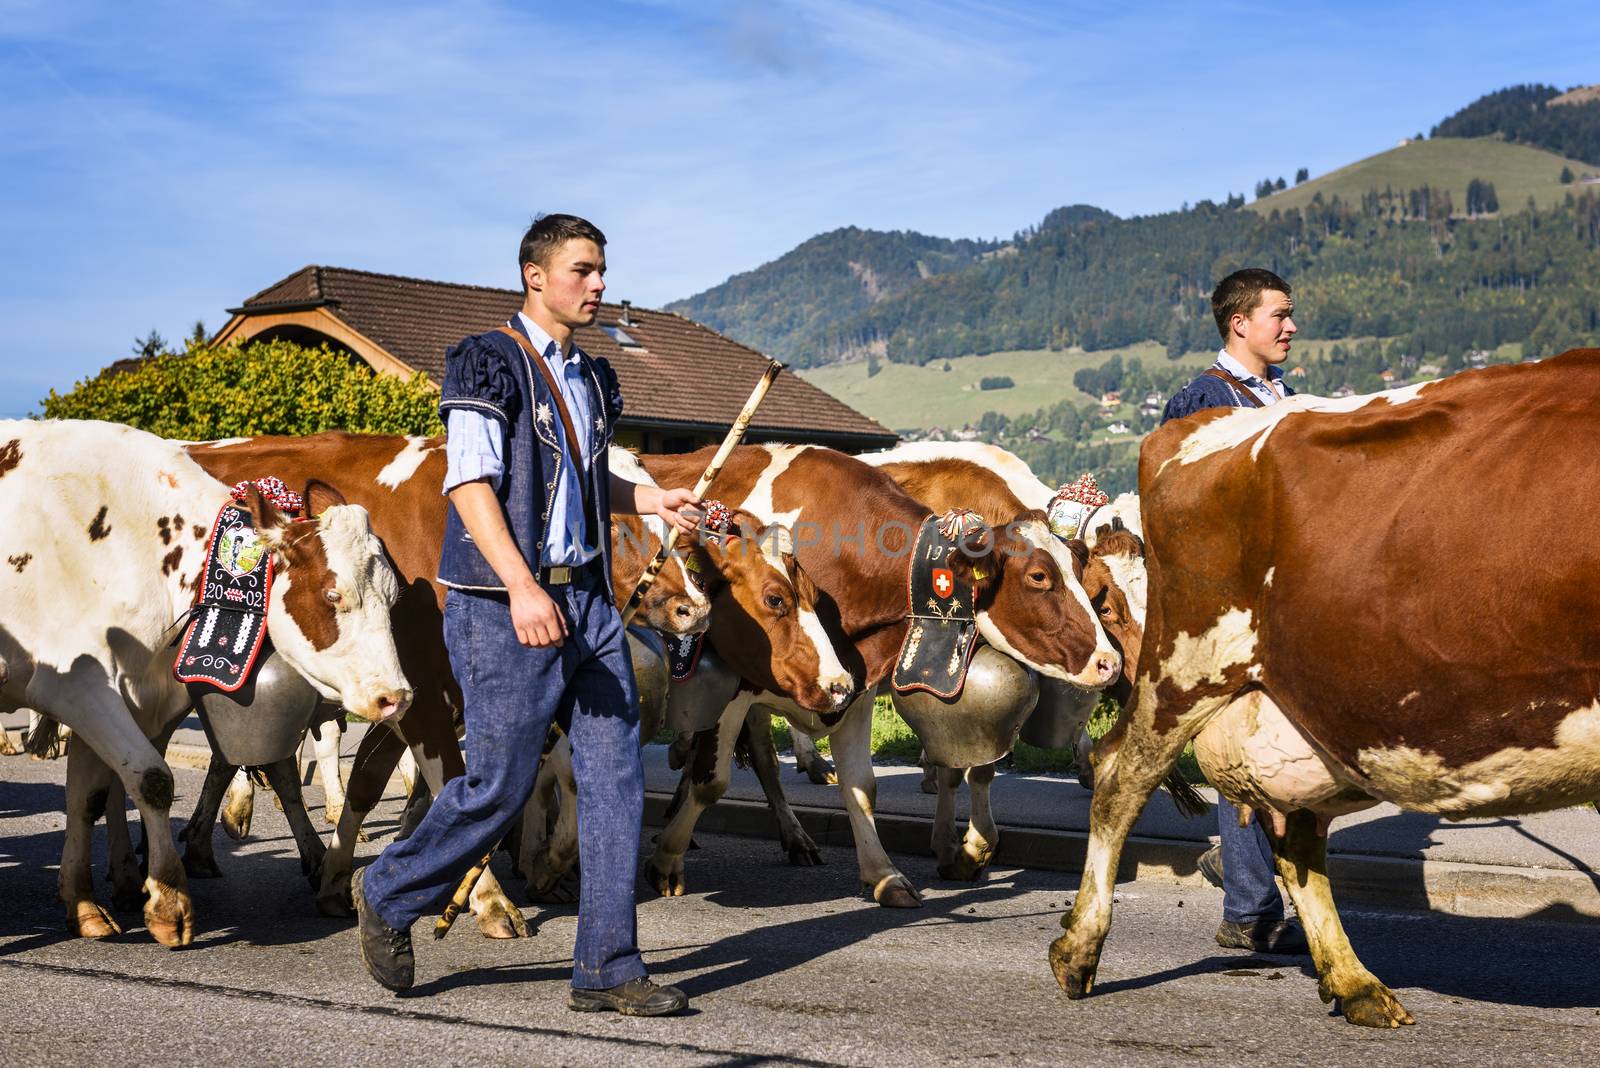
[362,569,646,990]
[1217,795,1285,924]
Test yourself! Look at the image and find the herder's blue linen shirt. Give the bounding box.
[1213,349,1288,405]
[443,312,599,567]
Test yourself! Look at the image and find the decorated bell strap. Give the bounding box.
[230,476,304,515]
[668,630,708,682]
[1047,471,1110,540]
[892,513,981,699]
[173,496,279,693]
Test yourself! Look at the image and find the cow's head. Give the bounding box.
[949,509,1121,690]
[610,515,712,636]
[239,482,412,723]
[1078,517,1147,706]
[700,514,856,716]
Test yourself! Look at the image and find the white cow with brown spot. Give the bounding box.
[0,419,411,946]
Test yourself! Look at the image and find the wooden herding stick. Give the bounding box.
[432,359,784,939]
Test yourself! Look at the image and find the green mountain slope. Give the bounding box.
[1432,83,1600,165]
[1251,137,1594,217]
[664,226,998,366]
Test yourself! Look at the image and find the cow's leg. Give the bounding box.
[919,750,938,795]
[394,747,427,840]
[942,761,999,880]
[1269,809,1414,1028]
[790,725,836,785]
[931,764,963,874]
[743,707,822,866]
[1050,682,1229,998]
[309,716,346,827]
[180,756,240,879]
[646,696,748,897]
[103,779,146,908]
[260,757,328,887]
[61,742,122,938]
[220,766,254,840]
[831,695,920,908]
[316,721,406,917]
[521,734,581,900]
[47,694,193,944]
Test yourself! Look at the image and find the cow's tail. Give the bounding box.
[23,714,69,759]
[1162,769,1209,819]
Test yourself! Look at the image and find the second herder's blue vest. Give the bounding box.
[436,327,622,600]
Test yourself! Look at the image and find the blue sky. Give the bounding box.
[2,0,1597,414]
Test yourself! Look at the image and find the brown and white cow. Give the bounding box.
[185,432,851,921]
[0,419,410,946]
[185,433,708,934]
[853,443,1155,876]
[642,444,1123,905]
[1052,350,1600,1028]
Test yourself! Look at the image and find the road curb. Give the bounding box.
[640,793,1600,925]
[162,740,1600,925]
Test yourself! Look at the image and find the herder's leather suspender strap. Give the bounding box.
[1204,366,1268,409]
[496,326,591,485]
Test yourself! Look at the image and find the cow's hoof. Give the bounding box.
[799,757,837,786]
[938,840,995,882]
[785,836,823,867]
[323,803,342,828]
[68,900,123,939]
[1333,982,1415,1028]
[299,846,327,883]
[474,898,531,940]
[143,880,194,948]
[181,849,223,880]
[870,875,922,908]
[220,808,251,842]
[316,889,355,919]
[528,871,580,905]
[646,857,686,898]
[1048,935,1098,998]
[919,772,938,795]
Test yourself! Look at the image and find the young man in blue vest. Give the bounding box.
[352,214,700,1016]
[1160,267,1309,956]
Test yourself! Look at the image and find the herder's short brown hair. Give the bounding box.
[518,214,606,283]
[1211,268,1291,340]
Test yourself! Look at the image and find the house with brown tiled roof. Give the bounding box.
[211,266,897,454]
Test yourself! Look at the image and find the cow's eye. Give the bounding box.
[1099,602,1116,618]
[1026,568,1050,588]
[325,589,343,605]
[763,591,785,613]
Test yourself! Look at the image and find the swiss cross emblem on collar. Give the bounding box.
[932,568,955,599]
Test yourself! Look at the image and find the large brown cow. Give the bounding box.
[1051,350,1600,1028]
[642,444,1123,905]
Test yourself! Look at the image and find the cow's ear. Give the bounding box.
[304,479,347,519]
[946,536,999,595]
[1067,538,1090,579]
[236,483,288,541]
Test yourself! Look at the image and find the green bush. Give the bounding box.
[979,375,1015,391]
[41,338,444,439]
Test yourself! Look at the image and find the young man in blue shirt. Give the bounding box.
[1161,267,1309,956]
[352,214,701,1015]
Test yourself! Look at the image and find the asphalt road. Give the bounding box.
[3,756,1598,1067]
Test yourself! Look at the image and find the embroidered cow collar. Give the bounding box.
[173,480,304,693]
[892,511,981,699]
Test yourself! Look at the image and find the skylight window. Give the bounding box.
[602,325,645,349]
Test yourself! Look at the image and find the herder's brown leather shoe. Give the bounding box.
[568,977,689,1017]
